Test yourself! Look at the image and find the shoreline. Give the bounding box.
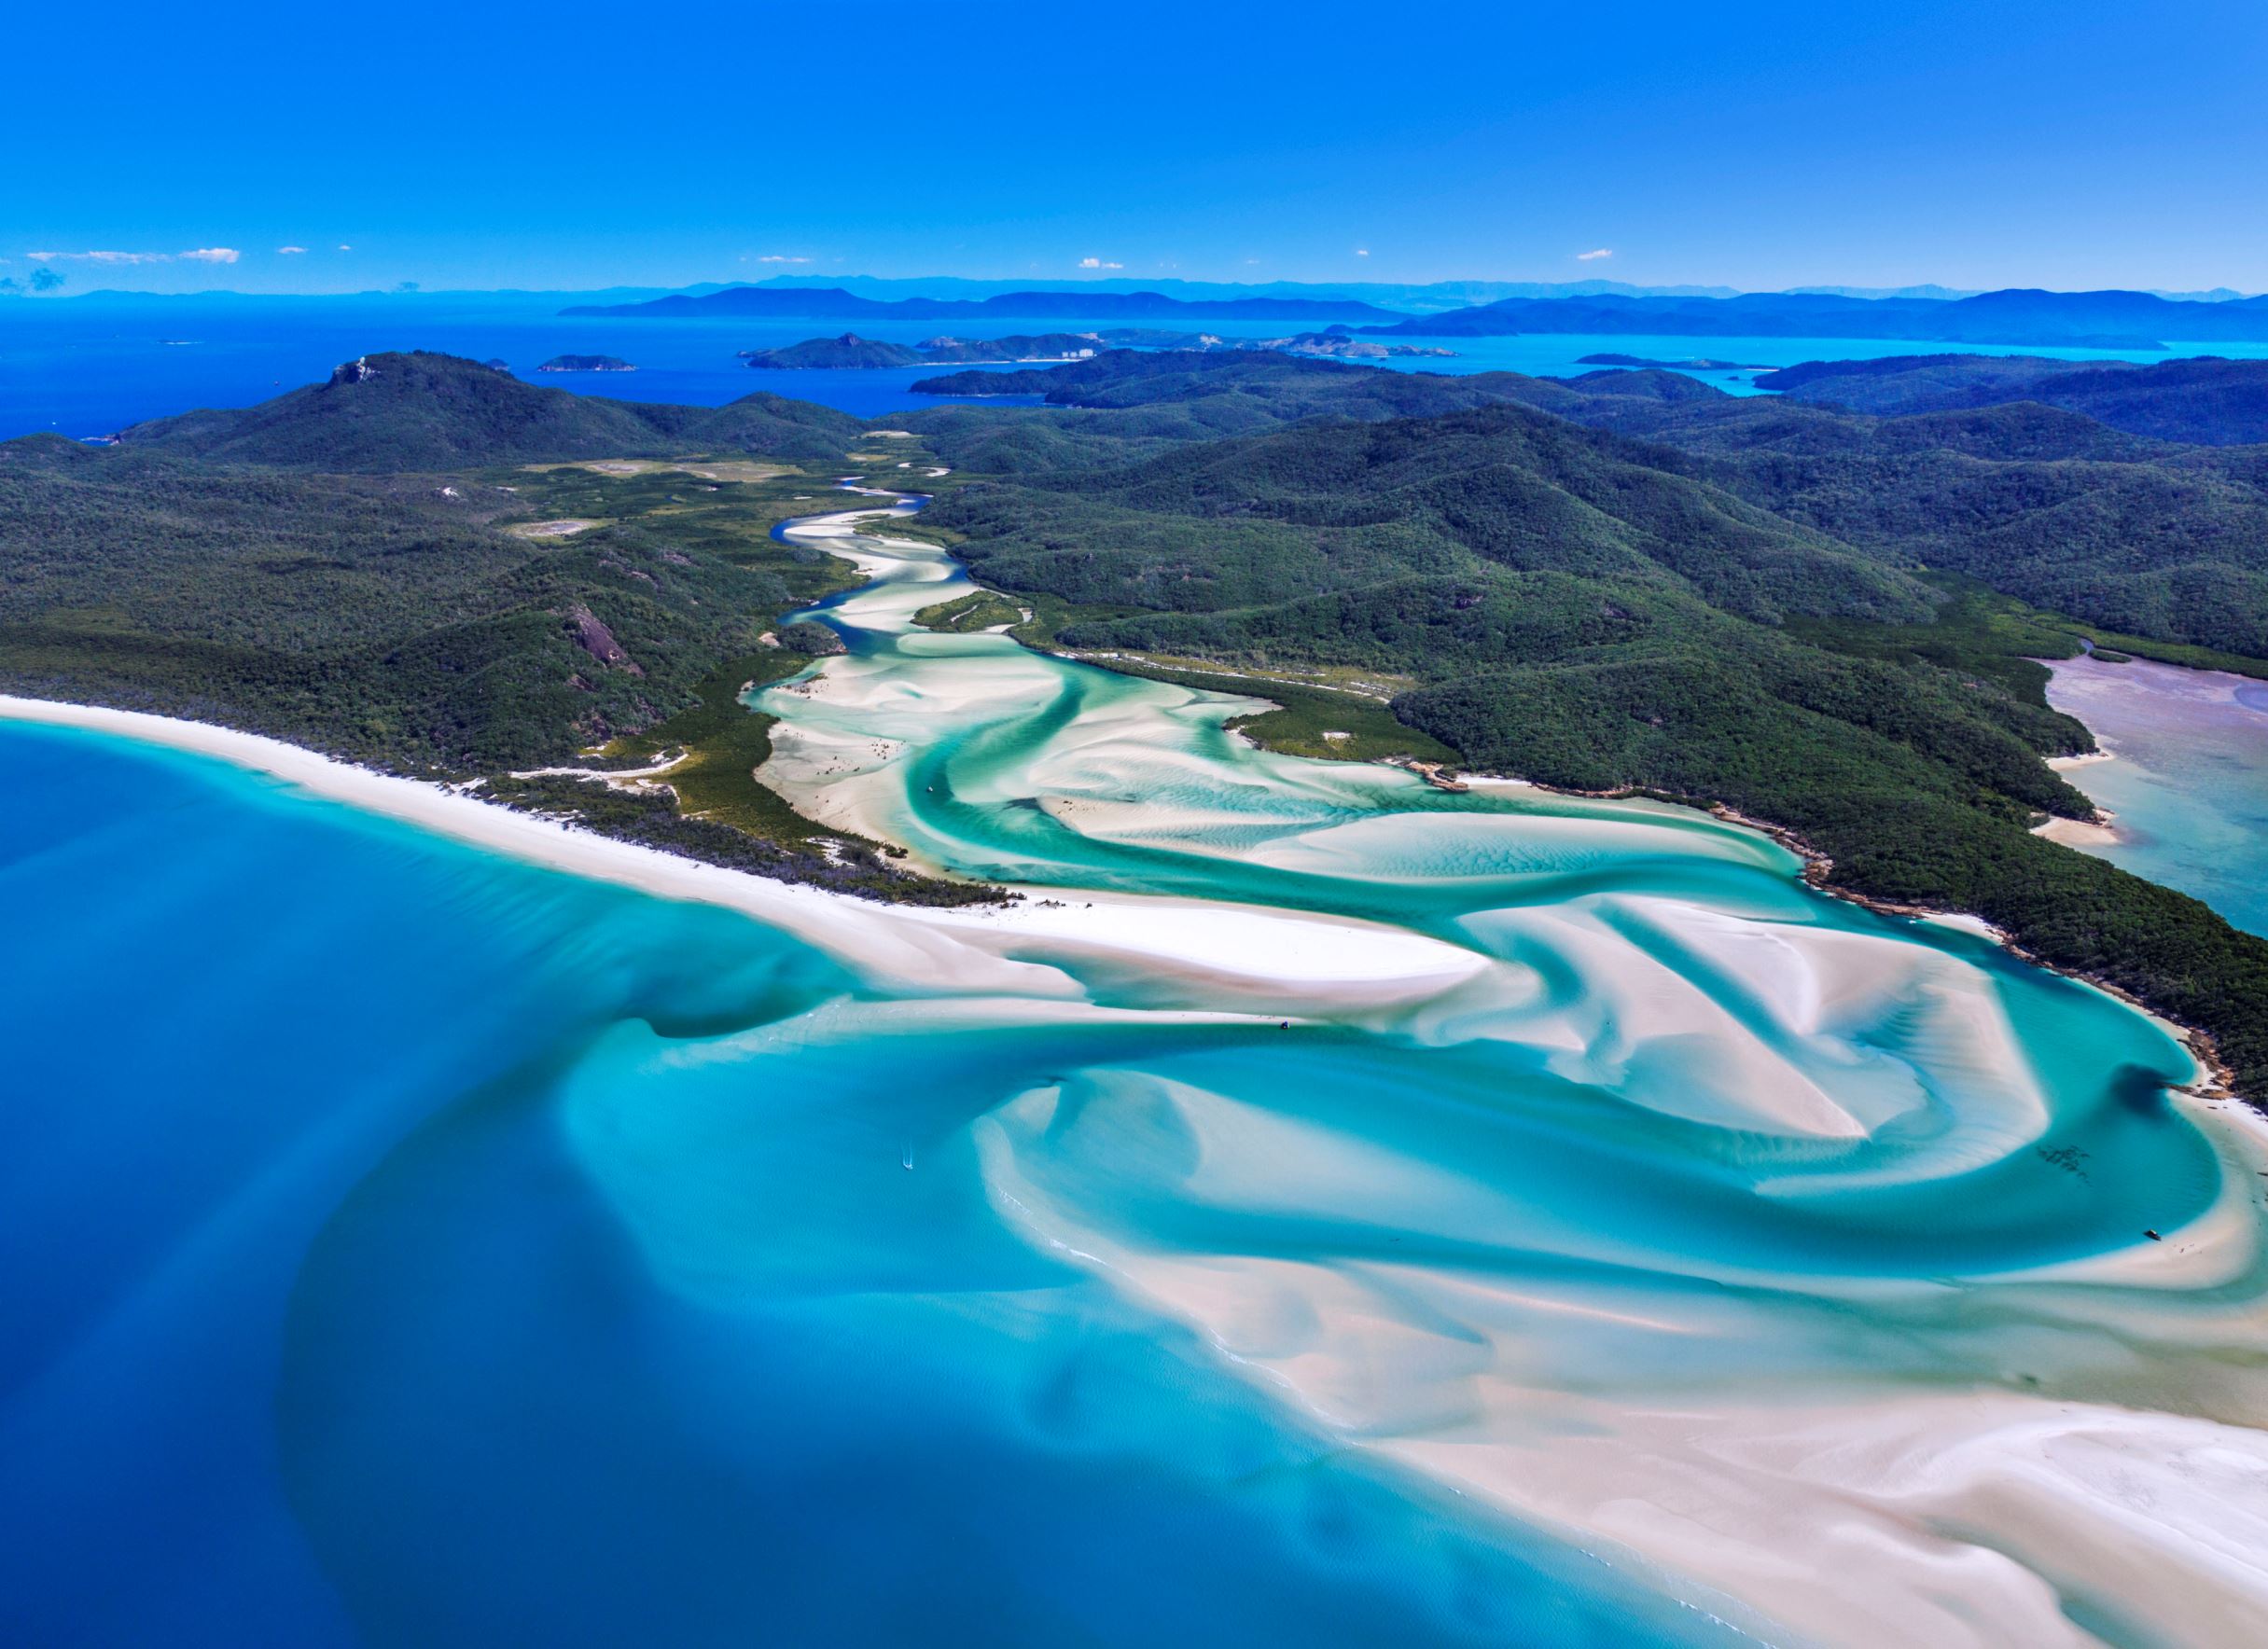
[6,491,2245,1110]
[0,693,1496,1012]
[6,681,2237,1115]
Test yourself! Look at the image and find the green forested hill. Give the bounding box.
[0,445,792,768]
[937,405,1932,627]
[119,351,866,470]
[1547,386,2268,658]
[1758,353,2268,444]
[916,350,2268,659]
[738,335,925,369]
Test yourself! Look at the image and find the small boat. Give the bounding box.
[900,1143,915,1171]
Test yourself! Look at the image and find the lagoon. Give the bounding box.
[2042,653,2268,937]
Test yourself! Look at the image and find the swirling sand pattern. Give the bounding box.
[2,495,2265,1646]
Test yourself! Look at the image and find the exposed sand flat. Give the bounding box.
[974,1069,2268,1649]
[2034,812,2122,847]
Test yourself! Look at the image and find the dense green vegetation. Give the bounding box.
[914,350,2268,660]
[0,366,998,902]
[1578,393,2268,658]
[1760,353,2268,445]
[0,435,859,769]
[912,589,1025,631]
[908,364,2268,1095]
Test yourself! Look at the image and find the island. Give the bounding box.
[536,354,637,373]
[736,329,1454,371]
[738,334,925,369]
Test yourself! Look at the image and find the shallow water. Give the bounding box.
[6,499,2268,1645]
[2042,653,2268,936]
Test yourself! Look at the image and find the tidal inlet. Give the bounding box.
[7,494,2267,1648]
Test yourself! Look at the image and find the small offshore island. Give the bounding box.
[536,353,637,372]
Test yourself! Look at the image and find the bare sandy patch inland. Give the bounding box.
[519,458,790,483]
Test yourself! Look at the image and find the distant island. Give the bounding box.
[738,335,925,369]
[1358,287,2268,349]
[536,354,636,373]
[558,282,2268,352]
[566,285,1407,323]
[739,329,1454,372]
[1578,353,1779,370]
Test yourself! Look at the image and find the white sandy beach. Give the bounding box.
[0,694,1491,1018]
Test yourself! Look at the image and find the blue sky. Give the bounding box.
[7,0,2265,296]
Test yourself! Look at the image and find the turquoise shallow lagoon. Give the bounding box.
[0,722,1731,1645]
[6,497,2268,1644]
[2042,653,2268,937]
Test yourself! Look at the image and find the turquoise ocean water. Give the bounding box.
[5,495,2266,1643]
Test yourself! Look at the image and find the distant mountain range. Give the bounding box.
[1359,288,2268,349]
[563,287,1406,322]
[738,274,1746,311]
[1758,353,2268,444]
[562,281,2268,350]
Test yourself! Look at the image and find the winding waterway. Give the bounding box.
[5,493,2268,1646]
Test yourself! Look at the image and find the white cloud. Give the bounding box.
[277,245,308,255]
[757,254,811,263]
[1355,247,1371,257]
[1576,247,1613,261]
[1078,256,1123,270]
[337,244,353,252]
[30,249,168,264]
[30,246,241,266]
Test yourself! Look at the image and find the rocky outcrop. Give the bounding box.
[562,603,643,675]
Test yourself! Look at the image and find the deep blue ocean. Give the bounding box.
[8,290,2264,439]
[0,720,1744,1646]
